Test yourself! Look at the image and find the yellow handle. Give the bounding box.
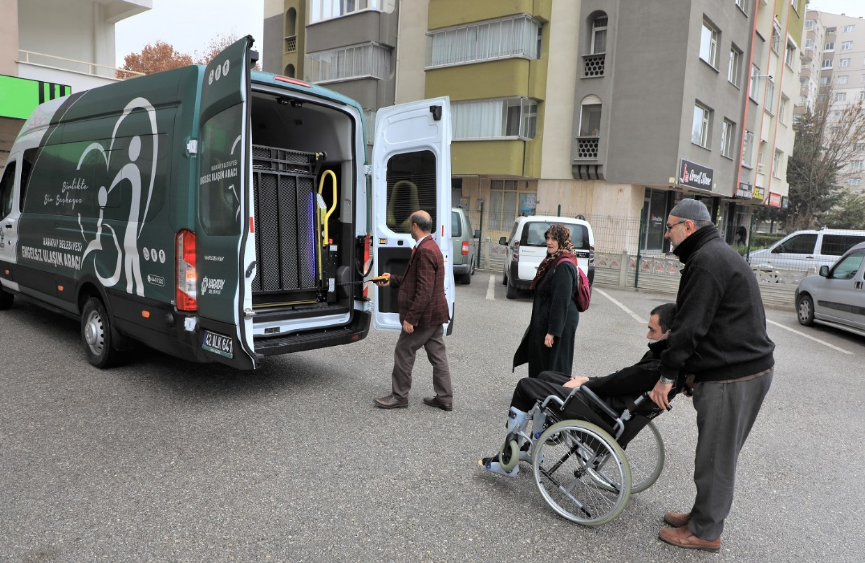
[317,170,338,281]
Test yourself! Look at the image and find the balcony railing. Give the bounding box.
[583,53,605,78]
[576,136,600,159]
[19,50,144,79]
[285,35,297,54]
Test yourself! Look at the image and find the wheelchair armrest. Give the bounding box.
[578,386,621,420]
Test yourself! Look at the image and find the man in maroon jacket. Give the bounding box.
[373,210,453,411]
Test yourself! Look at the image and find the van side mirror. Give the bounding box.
[819,265,829,277]
[499,236,508,245]
[474,229,481,238]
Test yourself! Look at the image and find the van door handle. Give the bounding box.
[856,281,863,289]
[4,224,11,229]
[245,261,256,278]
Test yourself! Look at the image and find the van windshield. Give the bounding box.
[521,221,589,250]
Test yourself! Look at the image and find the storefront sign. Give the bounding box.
[735,182,753,199]
[768,192,782,208]
[678,159,714,191]
[752,186,765,201]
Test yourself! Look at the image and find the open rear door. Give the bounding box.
[371,97,453,332]
[194,36,257,368]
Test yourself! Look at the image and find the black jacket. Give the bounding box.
[584,339,670,415]
[659,226,775,383]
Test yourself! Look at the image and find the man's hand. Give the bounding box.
[649,380,674,410]
[544,333,554,347]
[563,376,589,389]
[373,273,391,287]
[402,320,414,334]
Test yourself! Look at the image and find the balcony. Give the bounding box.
[17,50,143,91]
[576,136,600,159]
[582,53,605,78]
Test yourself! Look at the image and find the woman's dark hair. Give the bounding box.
[650,303,677,332]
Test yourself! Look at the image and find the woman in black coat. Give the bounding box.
[513,224,579,378]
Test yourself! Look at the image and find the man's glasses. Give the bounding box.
[665,220,687,231]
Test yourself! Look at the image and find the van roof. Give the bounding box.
[251,70,363,113]
[517,215,591,226]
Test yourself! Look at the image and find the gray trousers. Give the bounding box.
[391,324,453,401]
[689,368,773,540]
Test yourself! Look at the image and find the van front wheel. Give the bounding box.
[81,297,119,368]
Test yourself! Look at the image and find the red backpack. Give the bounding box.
[556,258,591,312]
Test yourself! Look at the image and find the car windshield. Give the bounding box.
[522,222,589,250]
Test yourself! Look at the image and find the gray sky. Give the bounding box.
[806,0,864,18]
[114,0,264,67]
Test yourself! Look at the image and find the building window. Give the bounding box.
[806,20,815,29]
[856,142,865,152]
[851,160,864,171]
[821,76,830,85]
[791,0,799,11]
[805,38,814,49]
[700,20,719,67]
[720,119,735,158]
[578,96,602,137]
[742,130,754,167]
[692,103,711,148]
[736,0,747,11]
[842,41,854,50]
[844,25,856,32]
[426,15,542,68]
[773,150,784,179]
[822,58,834,69]
[785,39,796,67]
[780,96,789,124]
[850,178,862,187]
[728,45,742,86]
[749,64,760,100]
[772,22,783,52]
[309,0,382,24]
[838,75,849,85]
[861,91,865,101]
[836,92,847,102]
[451,97,538,140]
[841,58,851,67]
[591,15,608,54]
[765,78,776,114]
[825,42,835,51]
[305,43,391,83]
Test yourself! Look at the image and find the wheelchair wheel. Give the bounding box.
[589,421,665,494]
[498,438,520,472]
[532,420,631,526]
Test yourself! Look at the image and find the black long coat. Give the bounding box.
[513,262,579,377]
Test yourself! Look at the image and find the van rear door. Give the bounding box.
[371,97,453,331]
[194,36,257,369]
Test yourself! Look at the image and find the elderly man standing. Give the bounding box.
[373,210,453,411]
[649,199,774,553]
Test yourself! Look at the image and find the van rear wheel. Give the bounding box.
[506,276,518,299]
[0,286,12,310]
[81,297,120,368]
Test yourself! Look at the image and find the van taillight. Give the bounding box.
[461,241,469,255]
[176,229,197,312]
[512,241,520,261]
[590,244,595,265]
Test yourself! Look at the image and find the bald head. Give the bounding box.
[411,210,433,234]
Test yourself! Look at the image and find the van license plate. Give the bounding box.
[202,330,234,359]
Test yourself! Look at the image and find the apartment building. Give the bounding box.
[811,10,865,194]
[262,0,803,257]
[0,0,150,167]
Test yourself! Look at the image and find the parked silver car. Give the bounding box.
[452,207,477,284]
[795,242,865,337]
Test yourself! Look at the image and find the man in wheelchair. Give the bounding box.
[479,302,679,477]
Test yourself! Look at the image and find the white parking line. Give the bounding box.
[594,287,645,323]
[486,274,496,300]
[767,320,853,354]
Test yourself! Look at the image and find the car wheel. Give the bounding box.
[470,259,475,276]
[81,297,120,368]
[797,294,815,326]
[506,275,518,299]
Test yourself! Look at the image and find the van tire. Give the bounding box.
[0,287,12,310]
[81,297,120,368]
[506,276,518,299]
[458,270,472,285]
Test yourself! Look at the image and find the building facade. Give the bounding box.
[0,0,149,167]
[261,0,804,262]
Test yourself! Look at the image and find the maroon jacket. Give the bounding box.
[389,235,450,328]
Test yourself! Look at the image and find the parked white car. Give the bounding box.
[499,215,594,299]
[795,242,865,337]
[748,228,865,273]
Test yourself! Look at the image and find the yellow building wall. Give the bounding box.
[425,59,534,101]
[428,0,550,30]
[452,141,526,176]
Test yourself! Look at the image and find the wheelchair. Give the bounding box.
[493,386,668,526]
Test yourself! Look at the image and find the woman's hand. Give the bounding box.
[544,333,554,347]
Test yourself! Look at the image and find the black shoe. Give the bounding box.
[374,394,408,409]
[423,395,453,411]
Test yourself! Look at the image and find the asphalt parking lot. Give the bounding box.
[2,273,864,562]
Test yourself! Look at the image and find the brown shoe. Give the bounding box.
[374,394,408,409]
[659,525,721,553]
[663,511,692,528]
[422,395,453,411]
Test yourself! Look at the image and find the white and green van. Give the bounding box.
[0,37,453,369]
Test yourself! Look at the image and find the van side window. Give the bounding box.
[386,150,437,233]
[19,148,38,206]
[822,235,865,256]
[524,222,547,246]
[830,251,865,279]
[451,211,461,237]
[0,161,16,218]
[570,225,588,250]
[775,234,817,254]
